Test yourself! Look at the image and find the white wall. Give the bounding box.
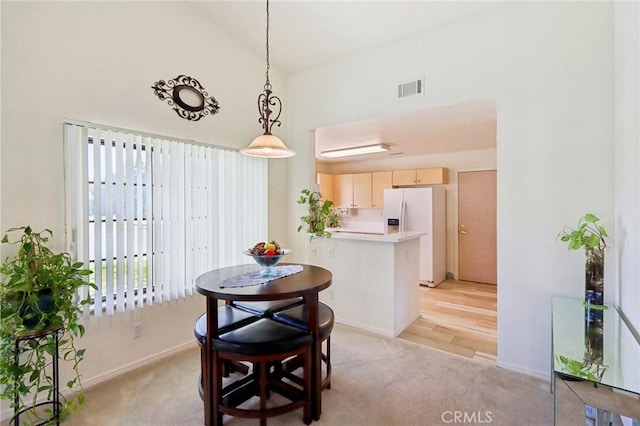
[0,1,289,414]
[614,2,640,331]
[285,2,620,378]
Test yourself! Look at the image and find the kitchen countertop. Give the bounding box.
[326,230,427,242]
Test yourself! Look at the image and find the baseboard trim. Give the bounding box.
[81,340,198,391]
[335,317,394,338]
[496,360,550,383]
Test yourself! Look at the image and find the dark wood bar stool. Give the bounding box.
[211,318,313,426]
[194,306,259,385]
[273,302,335,390]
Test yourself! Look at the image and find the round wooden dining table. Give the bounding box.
[195,263,332,425]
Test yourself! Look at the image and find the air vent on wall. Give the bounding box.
[397,77,424,98]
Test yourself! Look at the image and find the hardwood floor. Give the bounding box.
[398,279,497,364]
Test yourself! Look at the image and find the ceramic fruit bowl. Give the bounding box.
[243,248,292,276]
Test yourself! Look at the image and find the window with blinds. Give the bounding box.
[64,122,268,316]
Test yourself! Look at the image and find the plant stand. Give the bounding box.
[12,325,62,426]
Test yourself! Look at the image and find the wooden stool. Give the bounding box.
[194,306,258,388]
[212,318,313,426]
[273,302,335,390]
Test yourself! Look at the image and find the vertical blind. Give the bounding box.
[64,122,268,317]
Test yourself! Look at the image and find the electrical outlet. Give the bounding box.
[311,247,317,256]
[328,248,334,258]
[133,322,142,338]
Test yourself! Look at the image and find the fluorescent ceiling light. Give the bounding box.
[320,143,390,158]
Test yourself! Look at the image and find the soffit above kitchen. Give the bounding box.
[315,99,497,163]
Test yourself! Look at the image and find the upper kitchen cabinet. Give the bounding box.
[318,173,334,204]
[392,167,449,186]
[334,173,372,208]
[353,173,372,208]
[391,169,416,186]
[333,174,353,208]
[371,171,392,208]
[416,167,449,185]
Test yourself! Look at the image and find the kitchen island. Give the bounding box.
[308,231,425,337]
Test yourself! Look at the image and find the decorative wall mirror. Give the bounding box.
[151,75,220,121]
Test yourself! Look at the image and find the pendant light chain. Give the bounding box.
[257,0,281,135]
[240,0,294,158]
[264,0,271,91]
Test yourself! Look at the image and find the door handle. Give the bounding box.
[458,224,468,235]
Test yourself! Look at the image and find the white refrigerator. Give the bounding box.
[383,187,446,287]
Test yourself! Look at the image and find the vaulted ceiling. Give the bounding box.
[191,1,498,161]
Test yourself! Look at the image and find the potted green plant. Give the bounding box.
[557,213,608,251]
[557,213,609,306]
[297,188,341,239]
[0,226,96,424]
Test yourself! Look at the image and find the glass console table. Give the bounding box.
[552,297,640,425]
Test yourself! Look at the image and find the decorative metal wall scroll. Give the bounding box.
[151,75,220,121]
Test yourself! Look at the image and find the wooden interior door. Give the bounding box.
[458,170,497,284]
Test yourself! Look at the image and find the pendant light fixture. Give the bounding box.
[241,0,295,158]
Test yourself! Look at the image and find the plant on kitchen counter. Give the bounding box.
[297,188,340,240]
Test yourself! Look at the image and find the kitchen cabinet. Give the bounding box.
[391,167,449,186]
[371,171,392,208]
[333,174,353,208]
[318,173,334,204]
[391,169,416,186]
[353,173,372,208]
[333,173,372,208]
[416,167,449,185]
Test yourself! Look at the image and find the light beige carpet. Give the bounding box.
[61,323,554,426]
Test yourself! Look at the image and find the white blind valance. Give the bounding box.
[64,122,268,316]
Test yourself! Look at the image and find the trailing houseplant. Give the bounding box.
[297,188,341,239]
[557,213,608,306]
[0,226,96,424]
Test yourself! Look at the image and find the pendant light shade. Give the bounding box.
[242,134,295,158]
[241,0,295,159]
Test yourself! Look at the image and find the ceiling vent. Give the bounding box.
[397,77,424,98]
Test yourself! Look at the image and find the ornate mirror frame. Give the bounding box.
[151,75,220,121]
